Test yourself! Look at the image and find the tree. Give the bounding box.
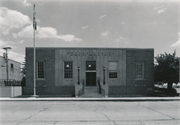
[21,57,26,86]
[154,50,179,91]
[21,57,26,76]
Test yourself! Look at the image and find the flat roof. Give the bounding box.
[26,47,154,50]
[0,56,21,64]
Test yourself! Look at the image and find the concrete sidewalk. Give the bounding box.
[0,97,180,101]
[1,100,179,125]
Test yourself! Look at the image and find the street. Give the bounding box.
[0,101,179,125]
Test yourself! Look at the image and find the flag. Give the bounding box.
[33,4,37,30]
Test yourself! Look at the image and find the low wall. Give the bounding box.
[109,86,126,96]
[0,86,22,97]
[109,86,154,97]
[75,84,84,97]
[22,86,75,96]
[101,84,108,97]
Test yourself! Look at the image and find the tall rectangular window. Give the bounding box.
[37,62,44,79]
[109,62,117,78]
[136,62,144,79]
[64,61,73,78]
[11,64,13,69]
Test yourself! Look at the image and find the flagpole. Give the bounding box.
[33,4,36,96]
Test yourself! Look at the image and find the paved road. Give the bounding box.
[0,101,179,125]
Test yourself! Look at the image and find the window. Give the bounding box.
[109,62,117,78]
[37,62,44,79]
[11,64,13,69]
[136,62,144,79]
[64,62,73,78]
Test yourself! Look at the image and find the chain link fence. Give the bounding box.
[0,79,22,86]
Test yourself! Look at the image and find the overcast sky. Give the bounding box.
[0,0,179,63]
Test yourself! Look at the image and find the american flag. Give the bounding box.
[33,4,37,30]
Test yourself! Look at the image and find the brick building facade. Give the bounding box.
[23,47,154,97]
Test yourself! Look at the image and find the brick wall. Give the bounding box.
[24,48,154,96]
[23,48,74,96]
[23,86,75,96]
[108,49,154,96]
[126,49,154,95]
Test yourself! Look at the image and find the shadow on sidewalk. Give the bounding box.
[12,87,180,98]
[152,87,180,97]
[13,94,75,98]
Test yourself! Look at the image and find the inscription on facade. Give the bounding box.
[66,50,115,57]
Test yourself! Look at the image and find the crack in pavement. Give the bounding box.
[3,108,26,118]
[93,108,117,125]
[10,108,22,115]
[16,106,51,125]
[93,108,110,120]
[93,108,98,112]
[13,109,20,114]
[138,104,175,120]
[139,120,145,125]
[112,121,117,125]
[97,113,111,122]
[164,102,179,107]
[53,121,57,125]
[142,119,180,121]
[77,104,83,109]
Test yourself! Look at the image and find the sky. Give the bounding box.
[0,0,179,64]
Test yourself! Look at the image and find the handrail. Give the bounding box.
[76,79,84,97]
[82,79,84,93]
[98,79,101,93]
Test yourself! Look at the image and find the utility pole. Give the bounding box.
[3,47,12,96]
[3,47,11,85]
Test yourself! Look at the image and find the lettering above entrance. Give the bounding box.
[66,50,116,57]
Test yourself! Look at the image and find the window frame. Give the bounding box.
[135,62,144,80]
[108,61,118,79]
[64,61,73,79]
[37,62,45,79]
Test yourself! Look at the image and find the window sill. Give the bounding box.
[135,79,145,81]
[37,78,46,80]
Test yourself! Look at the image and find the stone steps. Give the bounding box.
[84,86,98,93]
[81,86,104,98]
[81,93,104,98]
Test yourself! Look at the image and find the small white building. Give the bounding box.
[0,56,23,97]
[0,56,22,84]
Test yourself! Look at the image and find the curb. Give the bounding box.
[0,97,180,101]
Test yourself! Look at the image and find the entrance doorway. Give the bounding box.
[86,72,96,86]
[86,61,96,86]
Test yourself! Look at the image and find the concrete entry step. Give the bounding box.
[81,86,104,98]
[80,93,104,98]
[84,86,98,93]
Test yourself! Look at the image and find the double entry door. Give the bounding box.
[86,61,96,86]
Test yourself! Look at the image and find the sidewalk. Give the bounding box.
[0,96,180,101]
